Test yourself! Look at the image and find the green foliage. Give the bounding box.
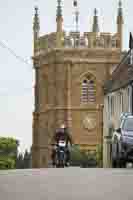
[23,150,31,169]
[70,145,83,166]
[95,144,103,167]
[16,150,31,169]
[0,137,19,156]
[16,153,24,169]
[0,157,15,169]
[24,150,31,169]
[70,145,97,167]
[0,137,19,170]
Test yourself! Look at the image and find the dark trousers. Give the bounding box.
[51,148,70,165]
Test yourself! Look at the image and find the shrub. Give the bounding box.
[95,144,103,167]
[70,145,97,167]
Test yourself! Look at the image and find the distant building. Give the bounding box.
[103,48,133,167]
[32,1,123,168]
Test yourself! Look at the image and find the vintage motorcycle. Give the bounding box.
[55,140,67,168]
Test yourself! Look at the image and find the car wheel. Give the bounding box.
[112,159,117,168]
[119,160,126,168]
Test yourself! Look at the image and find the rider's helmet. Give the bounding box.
[60,124,66,129]
[59,124,67,133]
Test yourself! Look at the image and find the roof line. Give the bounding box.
[111,49,130,76]
[105,79,133,94]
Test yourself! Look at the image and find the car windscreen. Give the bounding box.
[123,118,133,131]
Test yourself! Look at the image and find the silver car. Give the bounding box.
[112,114,133,167]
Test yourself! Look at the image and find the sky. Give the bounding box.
[0,0,132,152]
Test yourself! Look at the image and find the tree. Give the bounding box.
[0,137,19,169]
[23,150,31,169]
[0,158,15,169]
[16,153,24,169]
[16,149,31,169]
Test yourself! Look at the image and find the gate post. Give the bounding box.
[104,135,112,168]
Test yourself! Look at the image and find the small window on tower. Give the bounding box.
[81,80,88,103]
[88,80,96,102]
[81,77,96,104]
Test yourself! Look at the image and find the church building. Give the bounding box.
[32,0,123,168]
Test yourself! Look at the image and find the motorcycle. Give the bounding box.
[55,140,67,168]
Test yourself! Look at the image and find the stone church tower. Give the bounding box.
[32,0,123,168]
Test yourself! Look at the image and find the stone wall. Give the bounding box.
[32,47,121,167]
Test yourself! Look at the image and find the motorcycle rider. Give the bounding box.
[51,124,73,166]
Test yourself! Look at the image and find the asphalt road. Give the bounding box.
[0,168,133,200]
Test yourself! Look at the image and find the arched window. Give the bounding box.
[81,76,96,103]
[81,80,88,103]
[88,80,96,102]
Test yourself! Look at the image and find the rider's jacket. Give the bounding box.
[52,128,73,146]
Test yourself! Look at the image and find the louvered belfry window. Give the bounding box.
[81,80,88,103]
[81,76,96,103]
[88,80,96,102]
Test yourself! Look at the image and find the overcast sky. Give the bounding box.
[0,0,132,152]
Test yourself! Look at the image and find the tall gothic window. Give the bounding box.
[81,76,96,103]
[81,80,88,103]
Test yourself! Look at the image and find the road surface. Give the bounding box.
[0,168,133,200]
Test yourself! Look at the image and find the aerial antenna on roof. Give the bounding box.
[34,0,39,6]
[73,0,79,32]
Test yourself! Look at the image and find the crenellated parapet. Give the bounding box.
[39,32,57,49]
[34,31,120,56]
[33,1,123,57]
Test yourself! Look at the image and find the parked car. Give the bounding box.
[112,113,133,167]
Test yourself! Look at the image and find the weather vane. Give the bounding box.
[73,0,79,32]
